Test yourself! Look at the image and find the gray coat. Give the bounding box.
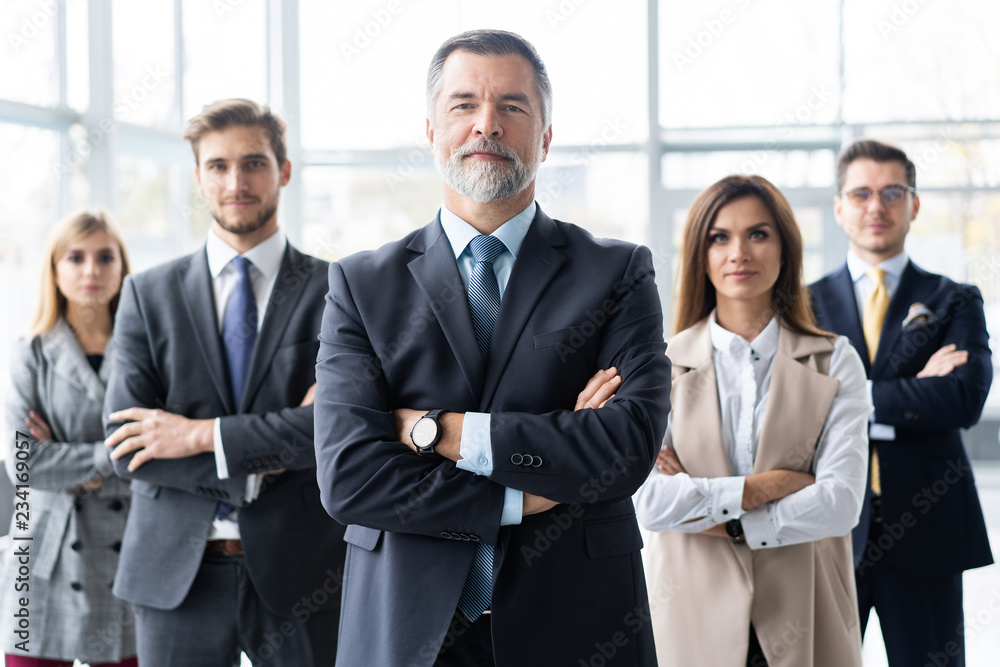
[2,319,135,661]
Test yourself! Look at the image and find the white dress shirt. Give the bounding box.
[634,313,871,550]
[847,249,909,441]
[205,227,286,539]
[439,202,536,526]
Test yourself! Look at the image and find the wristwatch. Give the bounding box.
[725,519,746,544]
[410,409,447,456]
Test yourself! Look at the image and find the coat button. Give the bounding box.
[70,541,82,551]
[108,500,124,512]
[111,541,122,552]
[531,456,543,468]
[511,453,523,465]
[440,532,451,539]
[70,582,82,591]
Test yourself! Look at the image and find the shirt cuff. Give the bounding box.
[245,474,263,503]
[213,418,230,480]
[713,477,745,523]
[501,487,523,526]
[741,504,780,550]
[456,412,492,475]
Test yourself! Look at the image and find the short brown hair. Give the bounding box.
[32,209,131,335]
[183,99,288,167]
[672,175,830,339]
[836,139,916,192]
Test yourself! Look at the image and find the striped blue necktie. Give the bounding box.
[216,255,257,520]
[457,234,505,620]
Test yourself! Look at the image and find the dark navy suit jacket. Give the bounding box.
[315,208,670,666]
[810,260,993,577]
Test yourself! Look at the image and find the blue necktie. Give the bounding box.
[457,234,506,620]
[217,255,258,520]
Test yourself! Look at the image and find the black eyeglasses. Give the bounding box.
[840,185,916,208]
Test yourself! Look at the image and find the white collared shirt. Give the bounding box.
[439,201,536,526]
[846,249,907,441]
[634,313,871,550]
[205,227,287,539]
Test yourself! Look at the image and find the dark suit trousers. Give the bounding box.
[857,522,965,667]
[434,612,495,667]
[134,551,337,667]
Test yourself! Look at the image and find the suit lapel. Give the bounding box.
[871,260,923,377]
[481,211,566,408]
[407,218,485,403]
[827,265,868,372]
[179,248,235,413]
[44,320,105,404]
[666,319,732,478]
[753,326,839,474]
[239,244,314,411]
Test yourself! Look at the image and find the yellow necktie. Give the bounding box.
[863,268,890,495]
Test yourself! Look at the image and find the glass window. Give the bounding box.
[113,0,177,128]
[0,124,61,415]
[181,0,268,122]
[116,155,172,268]
[659,0,840,128]
[0,0,59,107]
[662,149,836,190]
[299,0,647,150]
[842,0,1000,123]
[66,0,90,111]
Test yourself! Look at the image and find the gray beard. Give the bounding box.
[435,139,540,203]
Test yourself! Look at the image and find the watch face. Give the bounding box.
[411,417,438,448]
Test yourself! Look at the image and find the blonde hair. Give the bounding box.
[672,175,831,338]
[31,209,131,335]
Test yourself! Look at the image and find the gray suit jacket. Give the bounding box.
[104,242,347,616]
[3,320,134,661]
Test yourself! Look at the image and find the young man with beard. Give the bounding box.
[810,139,993,666]
[314,30,670,666]
[103,99,346,666]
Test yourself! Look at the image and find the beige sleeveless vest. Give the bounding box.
[646,317,862,667]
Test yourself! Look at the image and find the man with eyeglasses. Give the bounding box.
[810,139,993,667]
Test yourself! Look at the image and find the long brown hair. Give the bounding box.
[31,209,131,335]
[672,175,831,338]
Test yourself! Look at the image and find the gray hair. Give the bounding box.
[426,30,552,129]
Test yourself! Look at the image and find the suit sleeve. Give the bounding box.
[315,262,506,543]
[104,276,246,502]
[5,338,112,490]
[872,284,993,431]
[216,406,316,474]
[487,246,671,503]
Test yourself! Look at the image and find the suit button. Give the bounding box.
[904,411,919,421]
[531,456,543,468]
[441,532,452,539]
[74,499,84,512]
[70,541,82,551]
[460,534,471,541]
[108,500,123,512]
[252,458,262,468]
[470,535,480,542]
[450,532,462,540]
[521,455,535,467]
[111,541,122,552]
[511,453,523,465]
[243,461,254,471]
[70,582,82,591]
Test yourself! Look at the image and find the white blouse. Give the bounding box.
[634,315,871,550]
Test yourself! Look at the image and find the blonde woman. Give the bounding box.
[3,210,137,667]
[633,175,869,666]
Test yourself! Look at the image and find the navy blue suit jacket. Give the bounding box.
[810,260,993,577]
[314,208,670,666]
